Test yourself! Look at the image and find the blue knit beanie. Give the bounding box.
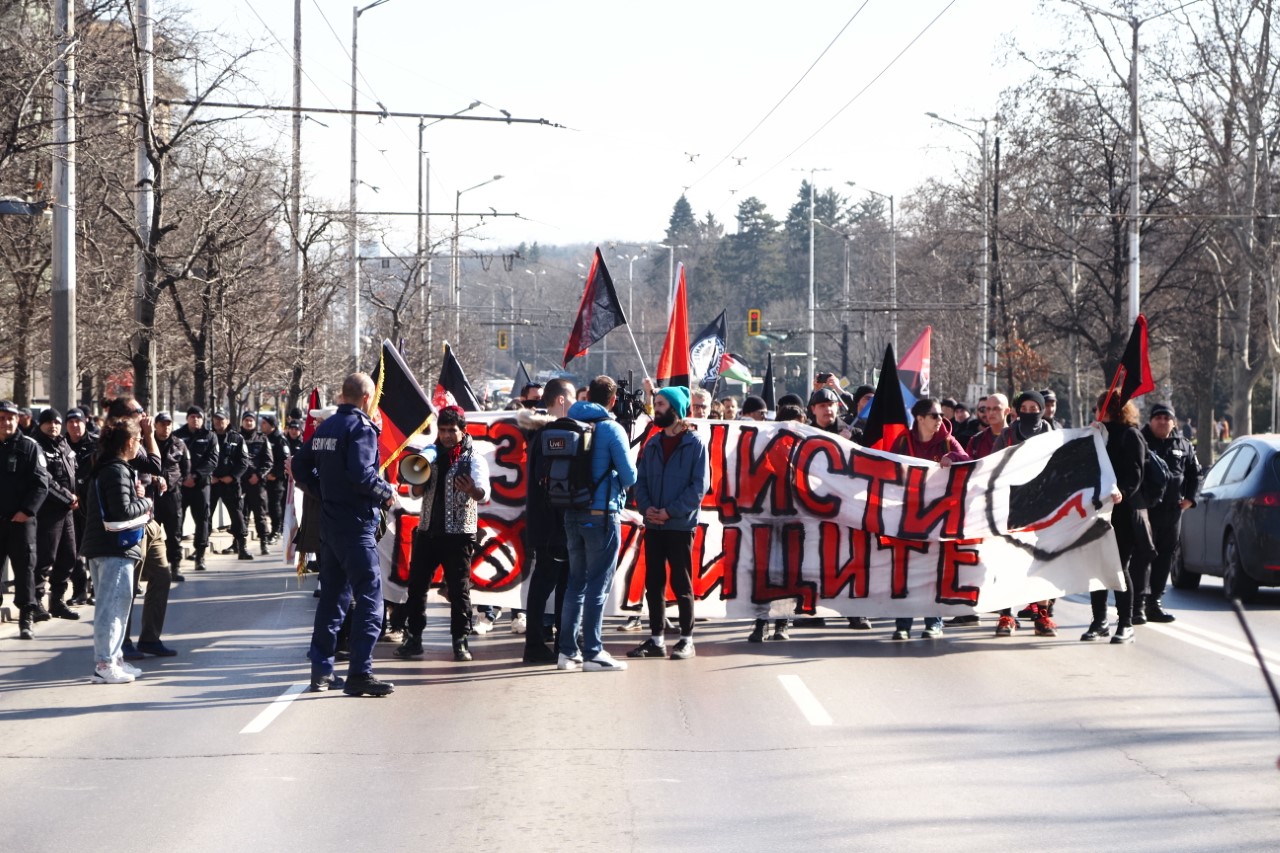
[656,386,691,419]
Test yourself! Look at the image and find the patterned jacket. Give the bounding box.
[416,433,491,536]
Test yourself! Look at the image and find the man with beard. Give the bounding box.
[397,406,491,662]
[627,387,710,661]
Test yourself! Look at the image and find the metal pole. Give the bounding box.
[807,176,816,382]
[51,0,76,414]
[417,121,425,349]
[453,189,461,343]
[1128,18,1141,326]
[134,0,155,408]
[290,0,303,397]
[348,5,361,372]
[980,120,991,392]
[888,194,897,355]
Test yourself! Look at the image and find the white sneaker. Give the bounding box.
[92,664,135,684]
[116,659,143,678]
[556,653,582,672]
[510,612,527,635]
[583,651,628,672]
[472,616,494,636]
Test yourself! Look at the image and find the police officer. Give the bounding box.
[174,406,217,571]
[260,414,290,544]
[0,400,49,639]
[1133,403,1202,624]
[64,408,96,603]
[284,418,304,457]
[292,373,395,696]
[153,412,191,582]
[209,410,252,560]
[16,406,36,437]
[33,408,81,620]
[237,412,274,555]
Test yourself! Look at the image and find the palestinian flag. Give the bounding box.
[863,345,910,451]
[656,263,691,387]
[718,352,752,384]
[563,247,627,367]
[434,343,482,411]
[371,339,435,472]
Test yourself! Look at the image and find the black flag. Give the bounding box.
[761,352,776,413]
[433,343,481,411]
[689,311,727,390]
[563,248,626,367]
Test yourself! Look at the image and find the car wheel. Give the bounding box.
[1171,547,1201,590]
[1222,532,1258,602]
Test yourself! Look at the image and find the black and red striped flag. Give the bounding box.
[371,339,434,471]
[563,247,627,367]
[863,345,910,452]
[434,342,481,412]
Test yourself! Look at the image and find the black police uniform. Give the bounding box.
[238,421,274,553]
[0,423,50,635]
[155,431,191,575]
[1132,422,1202,620]
[175,420,218,568]
[262,423,290,541]
[66,423,96,601]
[33,427,80,617]
[211,425,251,557]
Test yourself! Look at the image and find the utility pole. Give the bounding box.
[51,0,77,414]
[799,167,829,381]
[133,0,156,409]
[289,0,303,408]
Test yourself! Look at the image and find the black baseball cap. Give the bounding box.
[1150,403,1176,419]
[0,400,19,415]
[808,388,840,406]
[154,411,173,423]
[186,405,205,417]
[65,407,86,421]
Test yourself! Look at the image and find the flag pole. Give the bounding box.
[624,326,650,381]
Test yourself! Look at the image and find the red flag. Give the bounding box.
[656,263,691,386]
[371,339,435,472]
[301,387,322,443]
[433,343,481,411]
[897,326,931,398]
[1101,314,1155,412]
[863,345,910,451]
[563,248,627,367]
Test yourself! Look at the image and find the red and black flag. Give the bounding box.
[371,339,435,471]
[863,345,910,452]
[897,325,931,398]
[434,342,481,412]
[301,387,322,443]
[656,263,691,386]
[563,247,627,367]
[1101,314,1155,411]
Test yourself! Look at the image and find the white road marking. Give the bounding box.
[1144,621,1278,672]
[240,683,308,734]
[778,674,834,726]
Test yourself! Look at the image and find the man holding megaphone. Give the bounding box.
[396,406,490,662]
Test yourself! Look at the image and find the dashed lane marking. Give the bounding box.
[778,674,834,726]
[240,682,308,734]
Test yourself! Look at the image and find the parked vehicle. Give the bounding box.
[1172,435,1280,600]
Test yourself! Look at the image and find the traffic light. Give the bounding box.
[747,308,762,336]
[497,330,509,350]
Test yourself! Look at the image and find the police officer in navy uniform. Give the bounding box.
[260,414,290,544]
[209,410,252,560]
[1132,403,1203,624]
[237,412,274,555]
[175,406,218,571]
[153,412,192,582]
[32,408,81,620]
[284,417,304,457]
[0,400,50,639]
[292,373,395,696]
[64,408,96,603]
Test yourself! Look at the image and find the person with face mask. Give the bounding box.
[627,386,710,661]
[990,391,1060,638]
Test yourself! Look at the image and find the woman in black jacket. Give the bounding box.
[82,419,152,684]
[1083,392,1152,644]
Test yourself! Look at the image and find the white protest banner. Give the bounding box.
[380,413,1125,619]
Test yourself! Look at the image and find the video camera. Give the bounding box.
[612,371,647,431]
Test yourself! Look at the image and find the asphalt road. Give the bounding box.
[2,540,1278,853]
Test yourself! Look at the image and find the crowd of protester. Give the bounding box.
[0,364,1203,688]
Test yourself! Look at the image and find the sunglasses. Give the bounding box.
[922,412,943,419]
[519,399,541,409]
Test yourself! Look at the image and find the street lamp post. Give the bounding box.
[654,242,687,314]
[927,112,991,392]
[349,0,391,372]
[798,168,830,383]
[847,182,897,354]
[452,174,503,342]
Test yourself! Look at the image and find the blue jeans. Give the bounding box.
[89,556,137,664]
[559,510,620,660]
[895,616,942,632]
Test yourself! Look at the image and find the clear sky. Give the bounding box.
[188,0,1066,253]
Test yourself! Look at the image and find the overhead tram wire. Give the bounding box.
[710,0,959,217]
[685,0,873,194]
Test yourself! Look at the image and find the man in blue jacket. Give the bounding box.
[627,386,710,661]
[558,376,638,672]
[292,373,396,697]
